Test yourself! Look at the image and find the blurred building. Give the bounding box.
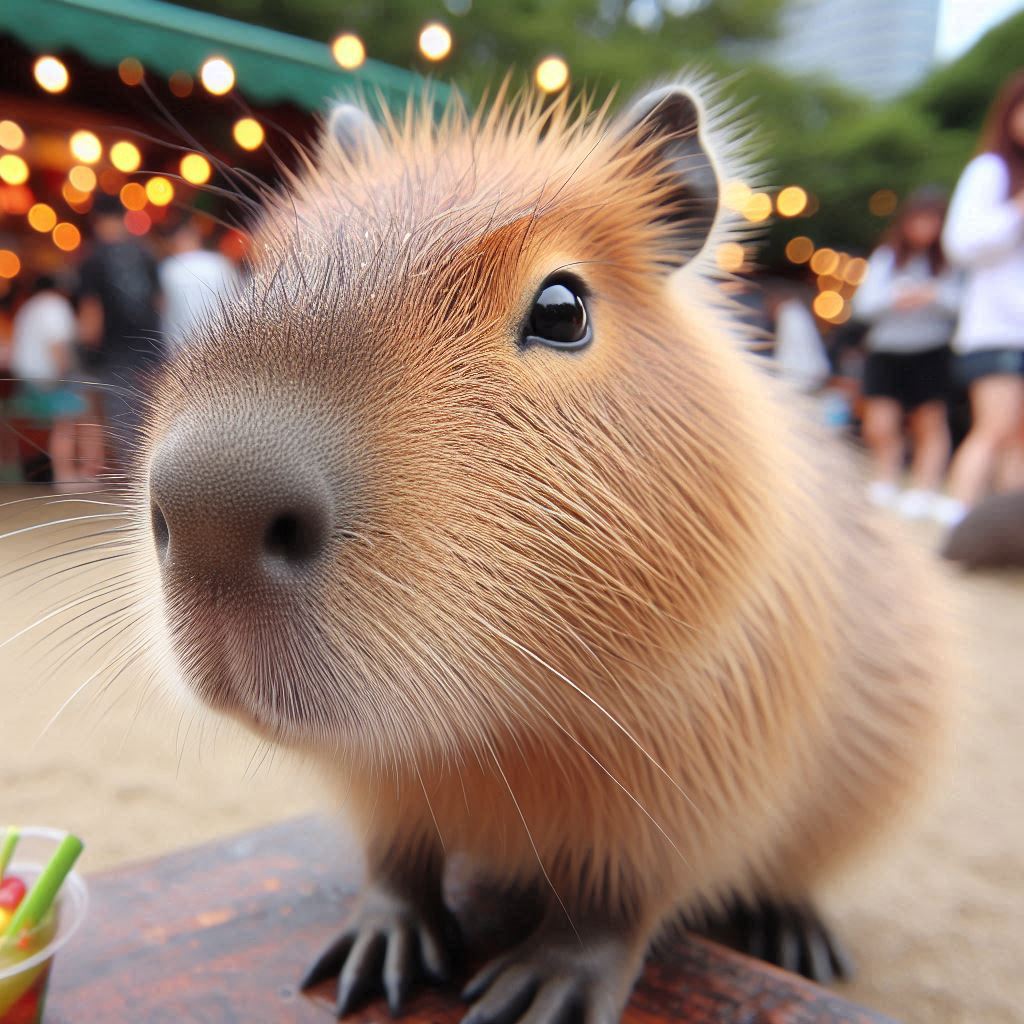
[759,0,942,100]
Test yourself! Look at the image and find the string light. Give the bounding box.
[200,57,234,95]
[0,121,25,151]
[785,236,814,264]
[52,222,81,252]
[110,141,141,173]
[0,251,20,278]
[68,165,97,192]
[535,56,569,93]
[69,130,102,164]
[868,189,897,216]
[0,154,29,186]
[742,192,772,223]
[28,203,57,232]
[119,182,147,210]
[716,242,746,273]
[232,117,264,150]
[809,247,839,276]
[145,176,174,206]
[332,33,366,70]
[180,153,211,185]
[34,57,69,93]
[776,186,808,218]
[418,23,453,61]
[118,58,144,86]
[124,210,151,236]
[843,256,869,285]
[813,290,844,320]
[722,180,751,212]
[169,72,194,98]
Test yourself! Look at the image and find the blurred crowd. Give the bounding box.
[2,69,1023,543]
[0,192,238,483]
[771,69,1024,532]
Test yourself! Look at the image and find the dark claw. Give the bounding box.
[419,923,452,982]
[461,964,539,1024]
[519,978,579,1024]
[696,898,854,985]
[300,931,355,990]
[462,954,513,1003]
[336,930,387,1017]
[384,925,413,1015]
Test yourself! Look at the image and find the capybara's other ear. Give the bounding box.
[617,85,719,267]
[326,102,382,162]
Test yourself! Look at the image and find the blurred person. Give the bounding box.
[852,188,959,519]
[159,217,238,355]
[77,192,163,466]
[769,288,831,392]
[9,275,88,482]
[939,70,1024,525]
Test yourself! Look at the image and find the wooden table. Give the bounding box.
[46,816,896,1023]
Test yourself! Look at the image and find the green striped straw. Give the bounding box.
[2,834,83,946]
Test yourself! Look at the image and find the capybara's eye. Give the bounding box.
[524,276,592,350]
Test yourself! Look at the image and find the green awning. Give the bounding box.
[0,0,447,113]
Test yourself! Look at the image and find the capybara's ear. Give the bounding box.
[617,85,719,267]
[326,102,382,162]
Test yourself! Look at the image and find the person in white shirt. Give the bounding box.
[10,276,88,482]
[159,218,238,355]
[851,189,960,520]
[939,71,1024,525]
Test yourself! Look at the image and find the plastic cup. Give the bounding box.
[0,828,87,1024]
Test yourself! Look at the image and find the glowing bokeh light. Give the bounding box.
[844,256,869,285]
[110,140,141,172]
[785,236,814,264]
[418,23,453,61]
[34,57,69,93]
[145,176,174,206]
[813,290,844,320]
[120,182,147,210]
[0,250,21,278]
[722,180,751,212]
[868,189,898,217]
[716,242,746,273]
[68,165,97,192]
[169,71,194,98]
[809,247,840,276]
[28,202,57,232]
[118,58,144,86]
[52,222,81,252]
[0,154,29,186]
[200,57,235,95]
[124,210,152,235]
[742,192,772,223]
[0,121,25,151]
[69,130,102,164]
[535,56,569,93]
[332,33,366,70]
[180,153,212,185]
[776,185,808,218]
[232,117,264,150]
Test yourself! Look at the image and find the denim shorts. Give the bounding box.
[954,348,1024,388]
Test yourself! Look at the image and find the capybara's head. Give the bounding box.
[139,84,779,765]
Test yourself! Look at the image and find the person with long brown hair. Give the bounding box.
[853,188,959,518]
[938,69,1024,525]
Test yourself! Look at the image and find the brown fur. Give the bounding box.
[136,84,954,1006]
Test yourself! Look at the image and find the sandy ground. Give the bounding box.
[0,485,1021,1023]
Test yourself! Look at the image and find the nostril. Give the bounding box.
[263,510,324,565]
[151,503,169,557]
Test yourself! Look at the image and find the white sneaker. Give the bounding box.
[897,489,938,520]
[931,495,968,527]
[867,480,899,508]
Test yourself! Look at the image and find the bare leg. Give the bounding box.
[861,397,905,485]
[946,375,1024,507]
[994,420,1024,493]
[906,401,950,493]
[47,420,77,483]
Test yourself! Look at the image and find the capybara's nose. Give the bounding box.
[148,419,332,581]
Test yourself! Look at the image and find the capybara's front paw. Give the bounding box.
[300,884,460,1017]
[460,925,642,1024]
